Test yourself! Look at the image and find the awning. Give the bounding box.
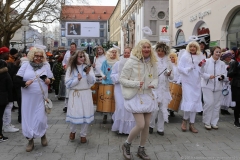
[173,34,210,49]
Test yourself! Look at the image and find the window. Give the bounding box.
[100,23,104,28]
[68,39,72,46]
[61,31,65,37]
[81,39,85,44]
[166,20,169,25]
[61,23,65,28]
[74,39,78,46]
[158,11,165,19]
[227,10,240,48]
[150,20,157,35]
[176,29,185,45]
[61,43,65,47]
[87,39,91,43]
[100,39,104,45]
[95,39,98,45]
[100,30,104,37]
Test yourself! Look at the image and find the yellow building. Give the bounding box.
[109,0,121,49]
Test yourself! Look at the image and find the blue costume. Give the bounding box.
[101,60,113,84]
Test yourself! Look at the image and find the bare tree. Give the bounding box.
[0,0,88,47]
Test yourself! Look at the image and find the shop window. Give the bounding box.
[227,10,240,48]
[176,29,185,45]
[100,30,104,37]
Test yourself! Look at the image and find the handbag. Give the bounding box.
[222,86,229,96]
[34,71,53,114]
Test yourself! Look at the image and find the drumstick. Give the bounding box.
[24,70,45,88]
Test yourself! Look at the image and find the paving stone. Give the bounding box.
[84,153,108,160]
[0,144,15,153]
[204,142,232,151]
[163,144,188,152]
[61,153,85,160]
[223,149,240,157]
[183,143,210,151]
[36,153,62,160]
[54,145,77,154]
[201,150,230,159]
[0,153,17,160]
[155,151,182,160]
[178,150,205,159]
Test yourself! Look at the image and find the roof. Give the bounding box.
[61,5,115,21]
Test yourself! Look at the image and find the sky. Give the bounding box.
[69,0,118,6]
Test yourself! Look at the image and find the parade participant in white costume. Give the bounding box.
[62,42,77,113]
[149,42,173,136]
[92,46,106,78]
[15,47,54,152]
[201,46,227,130]
[65,50,95,143]
[178,40,205,133]
[220,51,234,115]
[100,48,119,123]
[121,39,158,160]
[110,47,135,134]
[169,52,180,83]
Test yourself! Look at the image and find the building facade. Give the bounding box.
[109,0,121,49]
[120,0,169,50]
[60,5,115,50]
[169,0,240,49]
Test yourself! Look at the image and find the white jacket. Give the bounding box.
[201,56,227,92]
[120,55,158,99]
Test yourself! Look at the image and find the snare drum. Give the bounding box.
[168,82,182,112]
[97,84,115,113]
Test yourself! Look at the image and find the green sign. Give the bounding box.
[209,41,218,47]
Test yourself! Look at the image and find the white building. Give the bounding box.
[120,0,169,51]
[169,0,240,49]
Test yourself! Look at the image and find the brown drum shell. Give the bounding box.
[168,82,182,112]
[97,84,115,113]
[91,83,99,105]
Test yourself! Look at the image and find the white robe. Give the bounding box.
[93,54,106,76]
[17,62,53,138]
[65,64,96,124]
[152,56,173,122]
[110,60,135,134]
[178,52,204,112]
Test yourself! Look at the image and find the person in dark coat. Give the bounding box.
[228,49,240,128]
[0,47,14,141]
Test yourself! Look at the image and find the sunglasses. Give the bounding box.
[34,55,44,59]
[78,55,85,58]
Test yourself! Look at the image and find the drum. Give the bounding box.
[168,82,182,112]
[91,82,100,104]
[97,84,115,113]
[58,75,66,99]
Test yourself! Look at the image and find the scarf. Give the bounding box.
[30,61,44,71]
[107,58,118,67]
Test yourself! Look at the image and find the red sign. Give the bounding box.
[197,27,210,35]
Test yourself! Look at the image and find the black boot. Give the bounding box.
[221,109,225,115]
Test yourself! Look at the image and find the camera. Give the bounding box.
[83,64,92,72]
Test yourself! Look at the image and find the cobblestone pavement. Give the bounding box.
[1,93,240,160]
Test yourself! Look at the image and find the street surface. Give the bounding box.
[1,93,240,160]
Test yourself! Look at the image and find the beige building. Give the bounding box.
[169,0,240,49]
[109,0,121,48]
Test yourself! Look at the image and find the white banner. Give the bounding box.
[66,22,100,37]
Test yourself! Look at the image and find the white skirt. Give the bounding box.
[66,89,94,124]
[124,93,158,113]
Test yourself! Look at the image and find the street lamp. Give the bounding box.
[21,19,29,50]
[41,26,47,46]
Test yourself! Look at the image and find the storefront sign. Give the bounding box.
[190,10,211,22]
[209,41,219,47]
[175,21,183,28]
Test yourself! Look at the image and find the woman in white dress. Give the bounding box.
[169,52,180,83]
[15,47,53,152]
[178,41,205,133]
[201,46,227,130]
[120,39,158,160]
[92,46,106,78]
[65,51,95,143]
[149,42,173,136]
[110,47,135,134]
